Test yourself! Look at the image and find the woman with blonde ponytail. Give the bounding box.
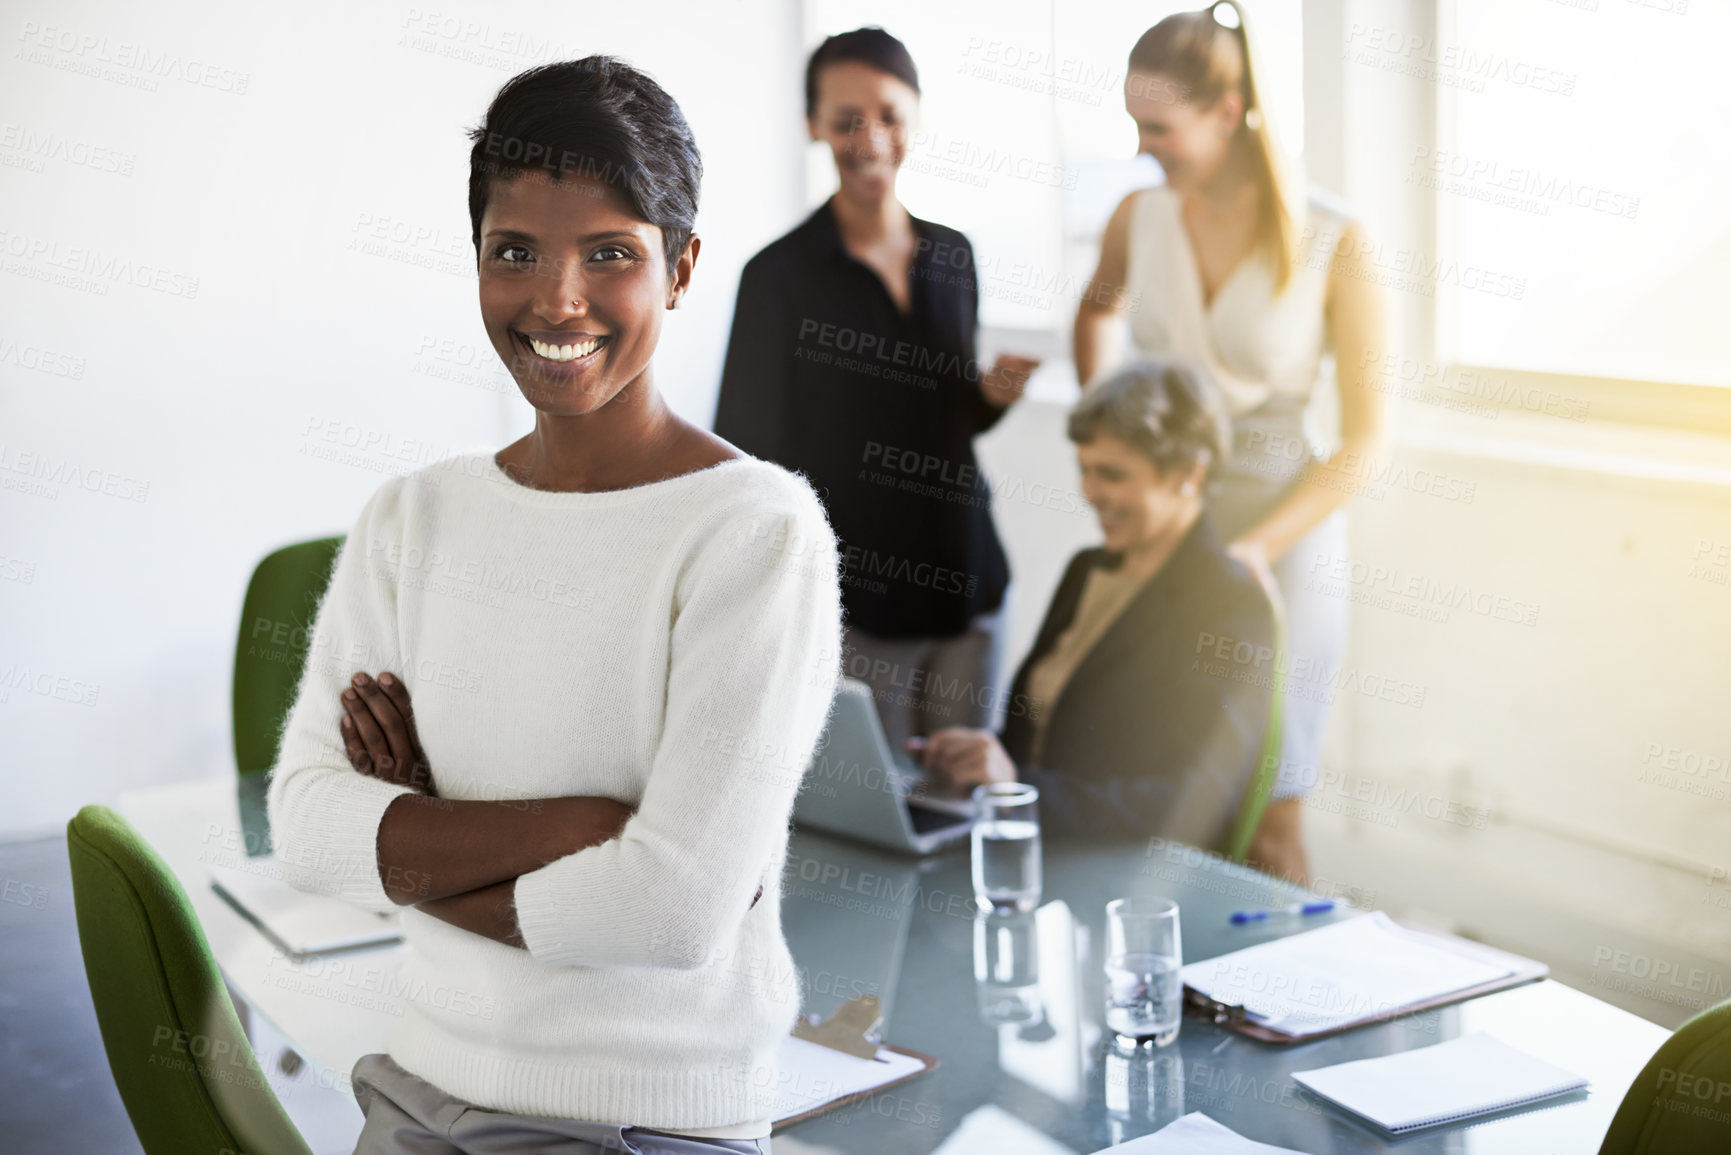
[1074,0,1392,883]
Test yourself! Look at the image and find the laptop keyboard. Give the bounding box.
[907,803,971,835]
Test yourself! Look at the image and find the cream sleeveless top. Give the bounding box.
[1123,185,1352,418]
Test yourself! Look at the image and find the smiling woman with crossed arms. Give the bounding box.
[268,57,839,1154]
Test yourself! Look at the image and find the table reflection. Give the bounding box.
[986,901,1092,1109]
[1099,1043,1186,1145]
[974,908,1042,1028]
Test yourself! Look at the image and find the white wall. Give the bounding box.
[1310,416,1731,1029]
[8,0,1729,1037]
[1,0,804,837]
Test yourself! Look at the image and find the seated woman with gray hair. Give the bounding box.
[911,358,1277,849]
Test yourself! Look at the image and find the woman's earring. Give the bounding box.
[1180,481,1198,498]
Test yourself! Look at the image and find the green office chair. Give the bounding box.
[1222,587,1287,865]
[233,537,344,854]
[67,804,313,1155]
[1599,998,1731,1154]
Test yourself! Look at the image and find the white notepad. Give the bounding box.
[1291,1032,1588,1133]
[771,1035,930,1123]
[1088,1112,1306,1154]
[1180,912,1517,1035]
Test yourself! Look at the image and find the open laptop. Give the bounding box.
[793,679,976,855]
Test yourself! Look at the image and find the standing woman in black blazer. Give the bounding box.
[713,27,1039,752]
[913,359,1277,850]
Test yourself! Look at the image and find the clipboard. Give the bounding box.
[771,994,939,1130]
[1181,914,1549,1045]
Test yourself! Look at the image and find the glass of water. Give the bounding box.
[1104,896,1183,1047]
[970,782,1041,913]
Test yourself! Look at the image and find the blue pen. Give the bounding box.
[1230,901,1334,925]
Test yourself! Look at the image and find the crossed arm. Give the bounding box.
[336,671,759,949]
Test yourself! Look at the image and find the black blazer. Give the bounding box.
[1002,515,1276,847]
[712,200,1010,639]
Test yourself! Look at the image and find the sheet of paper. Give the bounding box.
[771,1035,929,1122]
[1291,1031,1588,1133]
[1088,1112,1307,1154]
[1180,912,1513,1034]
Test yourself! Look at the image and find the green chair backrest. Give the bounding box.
[1599,998,1731,1154]
[1222,585,1287,865]
[233,537,345,779]
[67,804,312,1155]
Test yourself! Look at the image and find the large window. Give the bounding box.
[1437,0,1730,389]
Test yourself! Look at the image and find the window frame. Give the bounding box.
[1387,0,1731,435]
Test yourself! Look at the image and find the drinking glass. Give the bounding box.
[970,782,1041,913]
[1103,896,1182,1046]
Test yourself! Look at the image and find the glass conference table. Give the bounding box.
[121,780,1666,1154]
[774,828,1666,1155]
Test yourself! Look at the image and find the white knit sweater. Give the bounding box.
[267,450,842,1137]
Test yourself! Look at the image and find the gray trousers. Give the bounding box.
[351,1054,771,1155]
[839,602,1010,756]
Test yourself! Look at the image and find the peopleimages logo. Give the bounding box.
[1294,225,1527,301]
[15,21,252,94]
[1306,553,1541,627]
[0,229,199,298]
[859,441,1092,520]
[903,130,1078,190]
[0,123,136,174]
[796,319,980,386]
[1341,25,1577,96]
[1191,631,1427,709]
[1591,947,1731,1003]
[1355,350,1590,422]
[261,951,497,1020]
[1244,431,1478,505]
[839,545,978,599]
[1408,146,1641,220]
[0,335,87,378]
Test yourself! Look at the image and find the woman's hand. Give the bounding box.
[912,727,1018,793]
[1226,538,1276,592]
[340,672,436,794]
[980,354,1041,408]
[1230,219,1392,564]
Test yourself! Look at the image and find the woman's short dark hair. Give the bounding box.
[466,56,701,275]
[1067,359,1231,478]
[805,27,920,118]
